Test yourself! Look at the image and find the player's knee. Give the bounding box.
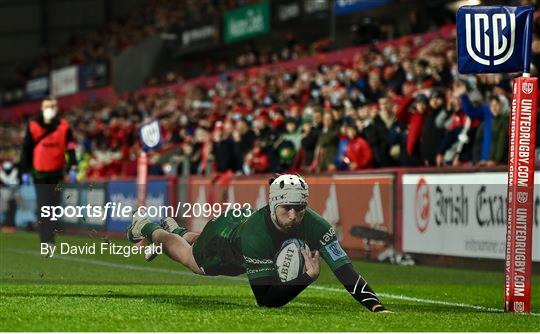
[151,228,168,242]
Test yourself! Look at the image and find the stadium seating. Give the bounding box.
[13,0,260,87]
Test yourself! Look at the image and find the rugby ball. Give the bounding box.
[275,239,310,282]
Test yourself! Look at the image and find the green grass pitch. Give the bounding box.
[0,231,539,331]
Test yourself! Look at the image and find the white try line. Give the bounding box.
[11,248,219,279]
[310,285,540,316]
[9,248,540,316]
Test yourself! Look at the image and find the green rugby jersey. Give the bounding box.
[192,205,351,280]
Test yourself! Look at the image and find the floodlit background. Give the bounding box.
[0,0,539,331]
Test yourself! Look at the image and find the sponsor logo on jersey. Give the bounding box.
[247,267,273,275]
[243,255,274,265]
[324,240,347,261]
[319,227,336,246]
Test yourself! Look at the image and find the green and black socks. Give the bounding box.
[141,223,163,243]
[141,222,188,243]
[171,226,188,237]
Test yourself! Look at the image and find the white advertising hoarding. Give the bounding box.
[402,172,540,261]
[50,66,78,97]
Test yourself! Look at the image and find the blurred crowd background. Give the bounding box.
[1,0,539,182]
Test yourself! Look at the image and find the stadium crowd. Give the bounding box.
[14,0,260,86]
[2,13,540,181]
[146,34,331,86]
[11,0,330,95]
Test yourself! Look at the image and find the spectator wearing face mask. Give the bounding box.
[19,96,77,252]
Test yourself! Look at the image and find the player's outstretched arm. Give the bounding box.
[249,274,312,308]
[333,263,390,313]
[249,250,320,308]
[307,209,390,313]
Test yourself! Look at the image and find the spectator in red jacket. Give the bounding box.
[243,140,269,175]
[395,93,429,166]
[336,123,373,170]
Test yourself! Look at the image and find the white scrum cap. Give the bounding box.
[268,174,309,223]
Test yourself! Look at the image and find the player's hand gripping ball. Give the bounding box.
[275,239,310,282]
